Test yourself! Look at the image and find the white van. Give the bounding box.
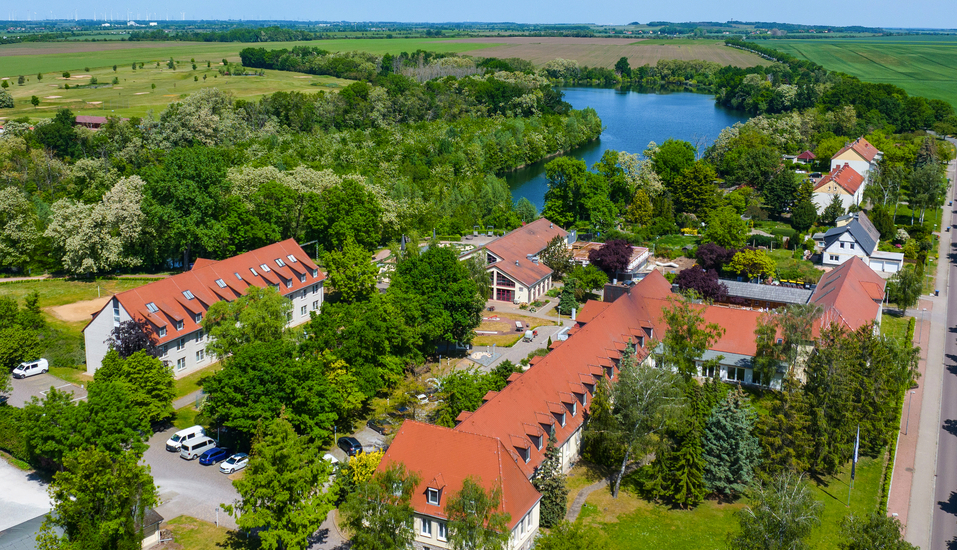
[165,425,205,452]
[180,436,217,460]
[12,358,49,379]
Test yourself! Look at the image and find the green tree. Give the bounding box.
[513,197,537,222]
[887,266,921,315]
[704,205,748,249]
[582,378,624,469]
[341,462,421,550]
[0,327,41,369]
[625,188,654,226]
[96,350,175,425]
[557,279,578,315]
[203,285,291,359]
[651,139,697,185]
[532,435,569,527]
[763,169,799,217]
[463,255,492,301]
[306,177,382,252]
[728,249,776,281]
[702,387,762,499]
[728,472,822,550]
[614,56,631,77]
[820,194,845,226]
[790,200,818,233]
[665,384,706,508]
[226,415,335,550]
[757,375,812,477]
[671,160,719,215]
[838,513,916,550]
[37,447,157,550]
[445,477,511,550]
[540,234,573,279]
[658,293,725,381]
[534,520,611,550]
[324,237,378,303]
[868,206,895,239]
[31,95,40,108]
[568,264,607,298]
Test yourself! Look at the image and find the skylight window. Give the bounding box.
[235,272,242,280]
[146,302,159,313]
[259,264,271,272]
[275,258,286,267]
[182,290,195,300]
[250,268,258,276]
[286,254,298,263]
[216,279,227,288]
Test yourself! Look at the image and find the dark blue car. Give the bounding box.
[199,447,231,466]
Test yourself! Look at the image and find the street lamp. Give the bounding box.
[905,390,916,435]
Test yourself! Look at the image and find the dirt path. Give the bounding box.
[46,295,111,322]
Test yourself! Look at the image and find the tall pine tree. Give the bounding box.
[532,435,569,527]
[702,386,762,499]
[669,384,706,508]
[582,378,625,470]
[756,375,812,478]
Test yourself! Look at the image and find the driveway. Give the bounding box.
[143,428,240,529]
[0,459,51,532]
[7,374,87,408]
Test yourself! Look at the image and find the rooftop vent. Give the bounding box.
[515,260,520,266]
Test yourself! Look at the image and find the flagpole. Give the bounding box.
[848,424,859,507]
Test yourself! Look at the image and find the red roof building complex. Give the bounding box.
[379,263,886,548]
[83,239,324,377]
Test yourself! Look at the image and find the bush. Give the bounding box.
[770,227,797,239]
[0,405,29,463]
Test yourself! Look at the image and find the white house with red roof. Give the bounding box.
[813,163,866,213]
[830,136,882,180]
[461,218,573,304]
[82,239,324,377]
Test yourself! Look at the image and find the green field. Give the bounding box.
[0,37,495,76]
[771,35,957,108]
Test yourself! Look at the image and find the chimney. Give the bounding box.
[515,260,520,266]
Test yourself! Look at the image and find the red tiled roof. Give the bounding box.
[575,301,611,324]
[377,421,541,529]
[814,164,865,195]
[797,150,817,160]
[833,137,881,163]
[83,239,323,346]
[484,218,568,286]
[809,256,885,332]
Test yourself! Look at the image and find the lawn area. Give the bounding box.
[173,361,222,399]
[654,235,700,249]
[0,277,158,308]
[766,249,823,283]
[881,312,911,344]
[472,312,554,347]
[163,515,241,550]
[581,456,884,550]
[771,35,957,108]
[172,406,205,430]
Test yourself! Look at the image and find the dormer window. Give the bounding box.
[554,411,566,427]
[532,434,543,450]
[158,327,166,337]
[311,268,318,278]
[194,313,202,323]
[287,254,298,263]
[215,278,227,288]
[182,290,195,300]
[299,274,306,283]
[275,258,286,267]
[518,446,530,463]
[146,302,159,313]
[567,401,577,416]
[285,279,293,289]
[426,488,440,506]
[176,320,184,331]
[260,264,271,272]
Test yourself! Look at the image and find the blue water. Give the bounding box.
[506,88,750,210]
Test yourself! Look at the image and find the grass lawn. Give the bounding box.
[173,361,222,399]
[472,312,554,347]
[771,35,957,108]
[766,249,823,284]
[172,406,205,430]
[581,456,883,550]
[881,312,911,343]
[0,277,157,308]
[163,515,240,550]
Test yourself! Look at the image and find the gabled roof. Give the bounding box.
[809,257,885,332]
[822,212,880,255]
[483,218,568,286]
[797,150,817,160]
[722,280,812,305]
[833,137,882,163]
[84,239,323,346]
[377,421,540,529]
[815,164,865,195]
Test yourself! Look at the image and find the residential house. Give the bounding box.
[809,256,886,332]
[376,422,542,550]
[830,137,882,181]
[819,211,903,272]
[461,218,572,304]
[796,150,816,165]
[812,163,866,213]
[74,115,128,129]
[82,239,325,377]
[569,241,650,281]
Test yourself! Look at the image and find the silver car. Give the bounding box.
[220,453,249,474]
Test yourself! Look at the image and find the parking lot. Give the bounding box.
[143,427,240,529]
[7,373,88,408]
[326,424,388,463]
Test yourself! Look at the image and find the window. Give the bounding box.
[250,268,258,276]
[312,268,318,278]
[532,434,542,450]
[301,305,307,316]
[728,367,746,382]
[176,320,184,331]
[518,446,530,463]
[312,284,319,294]
[177,338,186,351]
[259,264,271,272]
[196,330,204,341]
[158,327,167,337]
[285,279,293,289]
[312,300,319,310]
[299,273,306,283]
[840,242,845,249]
[275,258,286,267]
[703,364,716,378]
[850,243,855,250]
[182,290,195,300]
[160,345,168,357]
[146,302,159,313]
[234,272,242,280]
[194,313,202,323]
[196,349,205,362]
[571,401,577,416]
[496,272,516,288]
[437,522,447,541]
[421,518,432,537]
[287,254,298,263]
[426,488,440,505]
[215,278,227,288]
[176,357,186,371]
[829,255,839,261]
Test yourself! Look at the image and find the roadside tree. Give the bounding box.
[445,477,511,550]
[342,462,420,550]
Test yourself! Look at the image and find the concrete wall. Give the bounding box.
[85,297,133,376]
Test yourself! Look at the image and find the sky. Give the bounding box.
[9,0,957,29]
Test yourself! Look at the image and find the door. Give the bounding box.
[496,288,514,302]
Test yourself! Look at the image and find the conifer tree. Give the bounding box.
[582,378,625,470]
[757,375,812,477]
[532,434,569,527]
[668,384,706,508]
[703,386,762,499]
[558,279,578,315]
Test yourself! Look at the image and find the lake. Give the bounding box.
[506,88,750,210]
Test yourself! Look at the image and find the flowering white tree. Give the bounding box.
[0,187,39,269]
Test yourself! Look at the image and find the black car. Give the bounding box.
[367,417,394,436]
[337,436,363,457]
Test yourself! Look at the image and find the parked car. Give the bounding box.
[322,453,340,465]
[367,417,394,436]
[220,453,249,474]
[198,447,231,466]
[165,425,205,452]
[180,436,217,460]
[337,436,363,457]
[12,358,48,379]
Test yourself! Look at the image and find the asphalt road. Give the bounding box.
[932,148,957,550]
